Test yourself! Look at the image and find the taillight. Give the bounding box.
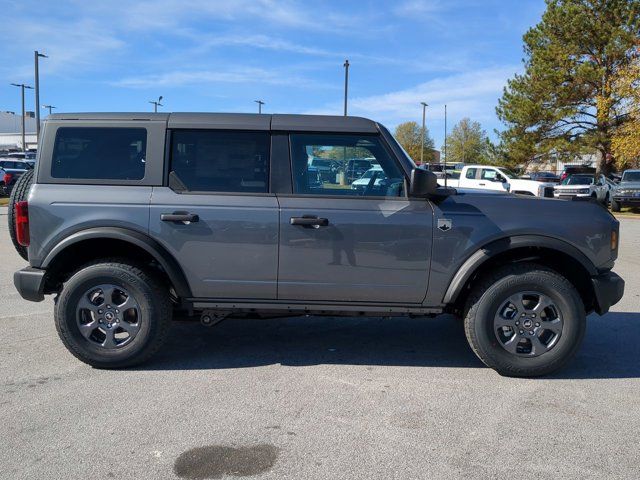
[3,173,12,185]
[15,201,30,247]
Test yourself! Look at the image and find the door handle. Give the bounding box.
[161,212,199,223]
[479,183,486,186]
[290,216,329,228]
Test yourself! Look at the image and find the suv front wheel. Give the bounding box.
[464,263,586,377]
[55,261,172,368]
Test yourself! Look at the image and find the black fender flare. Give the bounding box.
[41,227,192,298]
[442,235,598,304]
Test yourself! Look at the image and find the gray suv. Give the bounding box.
[12,113,624,377]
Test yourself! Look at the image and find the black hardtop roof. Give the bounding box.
[46,112,379,133]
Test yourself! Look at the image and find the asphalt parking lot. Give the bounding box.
[1,208,639,480]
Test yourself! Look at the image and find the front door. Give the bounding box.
[149,129,279,299]
[277,133,433,304]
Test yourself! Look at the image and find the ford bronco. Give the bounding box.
[11,113,624,376]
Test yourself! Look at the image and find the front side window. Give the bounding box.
[51,127,146,180]
[290,134,404,197]
[480,169,498,181]
[170,130,269,193]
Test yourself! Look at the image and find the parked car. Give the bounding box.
[554,174,608,203]
[453,165,556,197]
[351,166,387,193]
[0,160,30,196]
[11,112,624,377]
[308,158,337,183]
[559,165,596,182]
[345,158,376,183]
[529,171,560,183]
[611,169,640,212]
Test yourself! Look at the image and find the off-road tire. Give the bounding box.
[463,262,586,377]
[54,260,172,368]
[8,169,34,261]
[611,199,621,212]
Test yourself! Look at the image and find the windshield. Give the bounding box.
[622,171,640,182]
[498,168,519,179]
[563,175,593,185]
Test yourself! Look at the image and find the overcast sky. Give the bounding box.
[0,0,545,148]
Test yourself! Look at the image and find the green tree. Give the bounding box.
[394,121,435,164]
[443,118,489,164]
[496,0,640,174]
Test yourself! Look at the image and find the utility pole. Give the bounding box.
[42,105,56,115]
[11,83,34,152]
[255,100,265,114]
[149,96,163,112]
[34,50,47,141]
[420,102,428,165]
[343,59,350,116]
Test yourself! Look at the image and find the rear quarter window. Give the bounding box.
[51,127,147,180]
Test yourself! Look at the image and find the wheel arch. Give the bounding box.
[41,227,192,298]
[443,235,598,310]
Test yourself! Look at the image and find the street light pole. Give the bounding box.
[420,102,428,165]
[255,100,265,114]
[42,105,56,115]
[34,50,47,141]
[149,96,163,113]
[11,83,34,152]
[343,59,350,116]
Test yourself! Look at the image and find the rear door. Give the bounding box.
[461,167,481,188]
[277,132,432,304]
[149,128,279,299]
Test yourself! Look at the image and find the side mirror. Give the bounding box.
[409,168,438,197]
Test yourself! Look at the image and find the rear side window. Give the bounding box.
[465,168,477,179]
[51,127,146,180]
[170,130,270,193]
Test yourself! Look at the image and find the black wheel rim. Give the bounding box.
[493,291,563,357]
[75,284,141,349]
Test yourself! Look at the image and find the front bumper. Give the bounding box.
[554,192,590,200]
[613,196,640,205]
[592,271,624,315]
[14,267,46,302]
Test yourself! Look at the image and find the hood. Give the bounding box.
[617,181,640,189]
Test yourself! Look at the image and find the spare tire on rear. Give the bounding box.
[8,169,34,261]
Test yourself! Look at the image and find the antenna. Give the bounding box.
[444,104,448,188]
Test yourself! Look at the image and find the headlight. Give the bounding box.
[577,188,590,194]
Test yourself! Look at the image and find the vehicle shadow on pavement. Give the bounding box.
[551,311,640,380]
[140,311,640,377]
[142,314,485,371]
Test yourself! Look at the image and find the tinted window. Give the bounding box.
[171,130,269,193]
[465,168,477,179]
[290,134,404,197]
[51,128,146,180]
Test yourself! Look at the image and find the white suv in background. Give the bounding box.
[554,174,608,203]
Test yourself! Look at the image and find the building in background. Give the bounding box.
[0,111,38,151]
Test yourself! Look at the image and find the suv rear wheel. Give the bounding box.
[54,261,172,368]
[464,263,586,377]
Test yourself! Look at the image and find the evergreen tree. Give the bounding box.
[496,0,640,174]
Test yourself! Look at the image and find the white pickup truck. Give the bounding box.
[437,165,556,197]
